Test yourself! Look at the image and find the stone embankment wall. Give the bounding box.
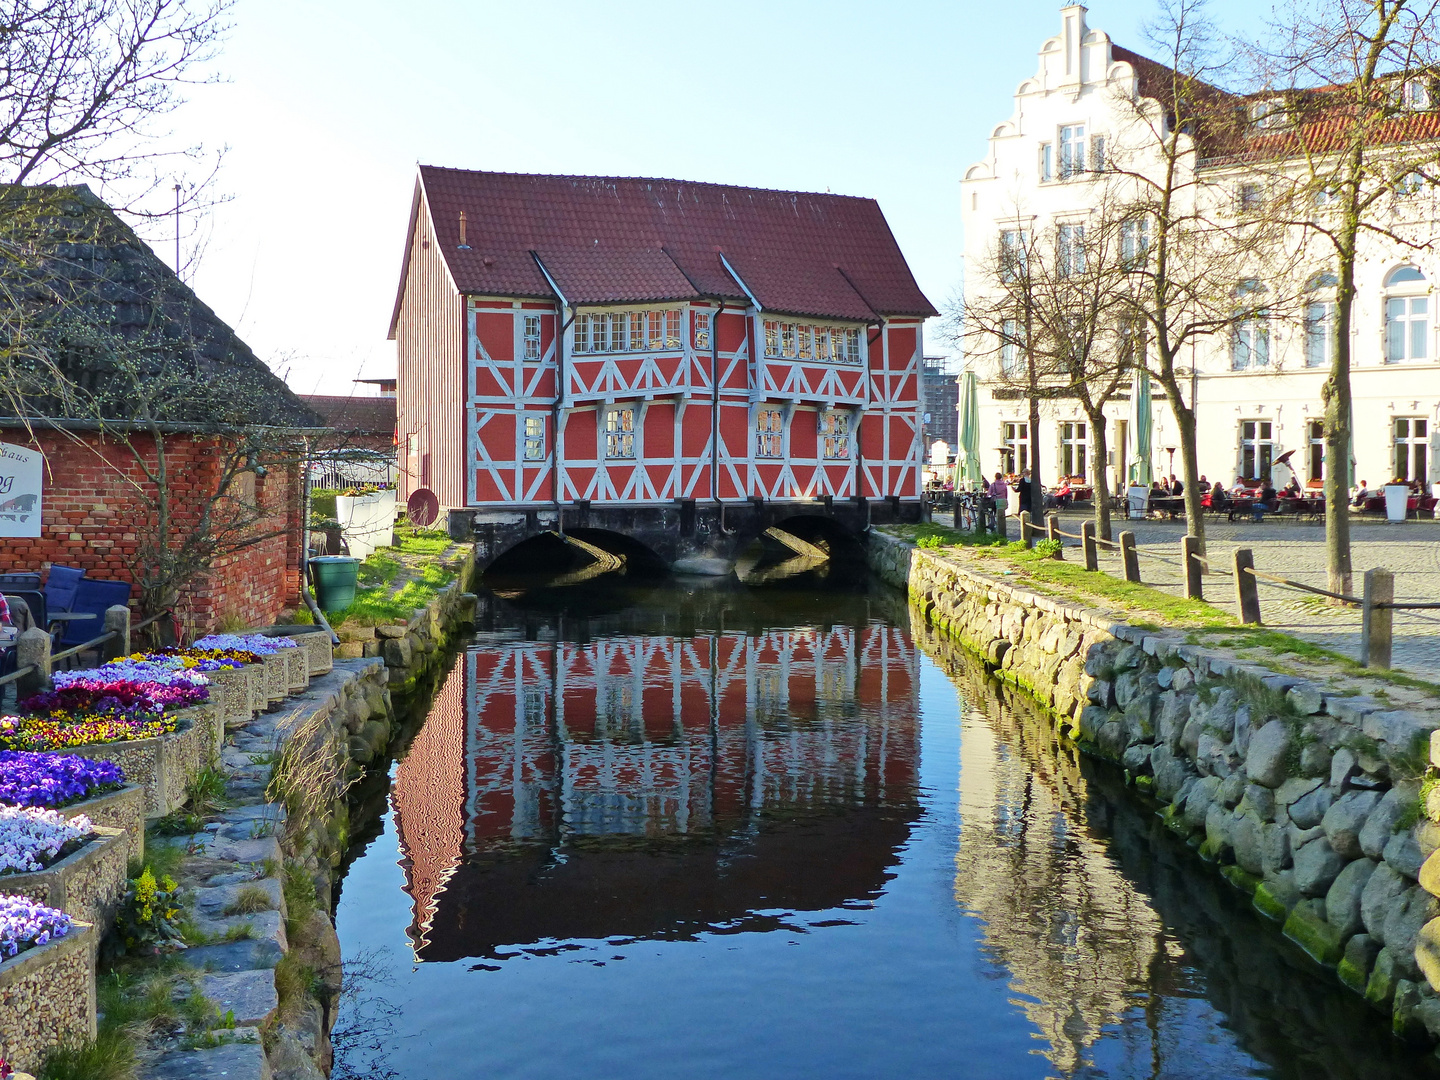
[868,531,1440,1044]
[331,547,477,698]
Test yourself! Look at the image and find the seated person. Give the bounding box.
[1054,479,1073,507]
[1352,479,1370,506]
[1209,480,1229,508]
[1283,476,1302,497]
[1232,476,1249,494]
[1169,474,1184,497]
[1252,480,1278,522]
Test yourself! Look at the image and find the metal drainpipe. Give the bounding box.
[855,319,884,506]
[554,304,577,535]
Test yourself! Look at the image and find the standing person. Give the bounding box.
[988,471,1009,500]
[1017,469,1032,515]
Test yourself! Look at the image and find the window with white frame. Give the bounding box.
[1304,273,1337,369]
[1039,142,1054,182]
[762,321,861,364]
[1307,419,1325,482]
[1250,99,1286,129]
[1003,421,1029,473]
[999,229,1029,281]
[1395,171,1427,197]
[1057,223,1086,277]
[1089,134,1106,172]
[1240,420,1273,481]
[573,310,681,355]
[692,311,710,351]
[1000,318,1022,375]
[1059,125,1086,178]
[1385,265,1429,363]
[1231,280,1270,369]
[755,407,785,458]
[1120,217,1149,267]
[522,315,541,361]
[604,406,636,459]
[1060,421,1088,479]
[1395,416,1429,484]
[523,415,546,461]
[819,411,851,460]
[1238,182,1265,213]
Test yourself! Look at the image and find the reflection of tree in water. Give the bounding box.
[939,636,1163,1075]
[917,613,1440,1080]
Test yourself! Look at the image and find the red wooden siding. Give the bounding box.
[395,195,466,508]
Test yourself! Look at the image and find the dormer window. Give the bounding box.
[1250,99,1286,130]
[1402,77,1434,110]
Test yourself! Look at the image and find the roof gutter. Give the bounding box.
[530,251,577,527]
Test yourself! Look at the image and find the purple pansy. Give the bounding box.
[0,751,125,808]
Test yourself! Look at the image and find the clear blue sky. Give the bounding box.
[170,0,1265,395]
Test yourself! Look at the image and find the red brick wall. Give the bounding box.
[0,429,303,636]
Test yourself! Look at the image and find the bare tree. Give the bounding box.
[959,200,1134,540]
[1248,0,1440,596]
[1104,0,1303,551]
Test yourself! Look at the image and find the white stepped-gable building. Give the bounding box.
[962,4,1440,496]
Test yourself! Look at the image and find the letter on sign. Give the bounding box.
[0,443,43,538]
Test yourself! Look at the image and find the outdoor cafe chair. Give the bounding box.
[44,565,84,615]
[55,578,132,657]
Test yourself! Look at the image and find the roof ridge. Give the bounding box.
[417,164,877,204]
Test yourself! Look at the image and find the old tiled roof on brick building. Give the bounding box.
[389,167,937,333]
[0,185,321,429]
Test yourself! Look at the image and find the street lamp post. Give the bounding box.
[1164,445,1176,481]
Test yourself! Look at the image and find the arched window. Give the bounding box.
[1231,279,1270,370]
[1385,265,1429,363]
[1304,272,1338,368]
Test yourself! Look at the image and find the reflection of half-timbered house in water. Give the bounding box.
[391,609,920,961]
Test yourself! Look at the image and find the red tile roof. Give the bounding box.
[393,167,935,331]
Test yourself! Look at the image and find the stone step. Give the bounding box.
[199,969,278,1026]
[141,1031,270,1079]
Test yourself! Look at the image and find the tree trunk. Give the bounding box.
[1324,250,1357,600]
[1085,405,1113,541]
[1028,388,1043,521]
[1155,370,1206,554]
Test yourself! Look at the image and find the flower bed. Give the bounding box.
[1,826,127,927]
[0,893,72,959]
[56,706,215,819]
[0,713,176,752]
[0,752,123,809]
[0,914,95,1074]
[0,807,91,875]
[192,633,298,656]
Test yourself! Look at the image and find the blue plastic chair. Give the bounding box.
[0,572,41,591]
[57,579,132,651]
[44,566,84,614]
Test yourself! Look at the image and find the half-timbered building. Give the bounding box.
[389,168,935,566]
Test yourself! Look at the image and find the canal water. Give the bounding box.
[332,572,1438,1080]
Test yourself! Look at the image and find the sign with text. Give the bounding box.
[0,443,43,538]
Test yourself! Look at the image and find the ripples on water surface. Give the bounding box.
[333,577,1438,1080]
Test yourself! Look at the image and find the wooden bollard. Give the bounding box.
[1019,511,1033,549]
[1081,519,1098,571]
[994,505,1007,541]
[1233,548,1261,624]
[1046,513,1062,557]
[1182,535,1203,601]
[1119,531,1140,583]
[1362,567,1394,669]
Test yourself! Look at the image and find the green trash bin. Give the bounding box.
[310,556,360,613]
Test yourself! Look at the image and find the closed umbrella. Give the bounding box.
[955,370,983,488]
[1129,368,1153,486]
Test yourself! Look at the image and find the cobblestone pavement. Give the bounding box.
[933,510,1440,677]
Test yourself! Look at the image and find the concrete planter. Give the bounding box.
[281,646,309,695]
[0,920,96,1074]
[64,709,214,818]
[259,653,288,706]
[0,827,127,927]
[205,667,255,735]
[289,630,333,677]
[59,784,145,865]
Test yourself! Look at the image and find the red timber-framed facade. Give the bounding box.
[389,168,936,561]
